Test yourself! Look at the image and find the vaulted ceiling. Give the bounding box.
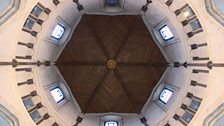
[56,15,168,113]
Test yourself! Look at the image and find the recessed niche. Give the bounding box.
[153,18,180,46]
[153,83,179,111]
[45,17,71,45]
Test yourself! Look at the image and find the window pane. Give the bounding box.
[214,0,224,14]
[0,105,20,126]
[0,116,10,126]
[190,19,202,31]
[24,18,35,30]
[30,110,42,122]
[0,0,10,13]
[182,7,195,19]
[189,99,201,111]
[215,115,224,126]
[23,97,34,110]
[51,24,65,40]
[181,111,193,123]
[31,6,42,17]
[159,26,174,41]
[50,87,64,103]
[159,88,173,104]
[105,121,118,126]
[106,0,119,6]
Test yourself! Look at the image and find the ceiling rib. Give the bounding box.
[114,16,140,59]
[56,61,106,66]
[114,69,140,113]
[118,62,170,67]
[85,16,111,59]
[83,69,109,114]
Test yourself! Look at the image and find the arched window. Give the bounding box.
[205,0,224,26]
[203,103,224,126]
[0,104,20,126]
[0,0,11,13]
[0,0,20,26]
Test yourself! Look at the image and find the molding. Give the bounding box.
[203,103,224,126]
[0,104,20,126]
[0,0,21,27]
[205,0,224,26]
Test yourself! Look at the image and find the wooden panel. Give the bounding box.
[56,15,168,114]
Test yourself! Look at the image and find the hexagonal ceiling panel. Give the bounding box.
[56,15,168,113]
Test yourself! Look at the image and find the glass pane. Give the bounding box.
[189,99,201,111]
[105,121,118,126]
[50,87,64,103]
[215,115,224,126]
[182,7,195,19]
[30,110,42,122]
[159,26,174,41]
[51,24,65,40]
[190,19,202,31]
[106,0,119,6]
[23,97,34,110]
[181,111,193,123]
[159,88,173,104]
[0,0,10,13]
[214,0,224,14]
[0,115,10,126]
[0,105,19,126]
[24,18,35,30]
[31,6,42,17]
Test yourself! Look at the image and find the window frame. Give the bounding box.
[205,0,224,26]
[51,23,66,40]
[159,25,174,41]
[23,17,36,30]
[153,19,180,47]
[29,109,42,123]
[104,121,118,126]
[23,97,35,110]
[50,87,65,103]
[189,98,201,112]
[0,0,20,27]
[181,6,196,20]
[106,0,119,6]
[0,104,20,126]
[159,88,173,104]
[30,5,44,18]
[181,110,194,124]
[189,18,202,32]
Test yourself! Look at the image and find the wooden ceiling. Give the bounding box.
[56,15,168,114]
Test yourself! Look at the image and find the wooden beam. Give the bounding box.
[118,62,170,67]
[56,61,106,66]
